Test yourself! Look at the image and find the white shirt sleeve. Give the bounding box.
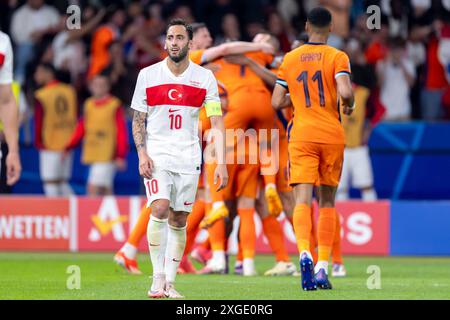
[0,33,13,85]
[204,70,220,103]
[203,70,222,117]
[130,70,148,113]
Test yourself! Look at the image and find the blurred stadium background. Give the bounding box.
[1,0,450,299]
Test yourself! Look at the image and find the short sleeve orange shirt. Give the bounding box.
[277,43,351,145]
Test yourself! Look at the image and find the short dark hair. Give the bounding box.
[190,22,207,35]
[166,18,193,40]
[307,7,332,28]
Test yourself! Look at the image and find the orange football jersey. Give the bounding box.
[277,43,351,145]
[189,49,205,65]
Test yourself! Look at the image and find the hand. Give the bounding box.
[224,54,249,65]
[342,104,355,116]
[115,158,127,171]
[260,42,275,55]
[6,151,21,186]
[138,150,154,179]
[214,164,228,192]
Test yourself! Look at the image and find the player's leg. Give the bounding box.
[59,150,74,195]
[314,143,345,289]
[200,162,230,227]
[336,148,351,201]
[87,163,113,196]
[40,150,62,196]
[353,146,377,201]
[331,211,346,277]
[315,184,337,289]
[180,186,206,274]
[114,204,151,275]
[145,169,171,298]
[162,172,200,298]
[255,109,283,217]
[289,141,320,290]
[256,187,295,276]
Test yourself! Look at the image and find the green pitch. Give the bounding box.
[1,252,450,300]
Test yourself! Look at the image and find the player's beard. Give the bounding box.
[168,44,189,63]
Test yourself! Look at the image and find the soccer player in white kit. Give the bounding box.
[130,19,228,299]
[0,31,21,186]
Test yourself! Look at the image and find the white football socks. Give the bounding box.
[121,242,138,260]
[212,250,226,268]
[59,182,74,196]
[315,261,329,275]
[362,189,378,201]
[43,183,60,196]
[165,224,187,284]
[147,215,168,275]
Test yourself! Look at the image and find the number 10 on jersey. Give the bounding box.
[169,114,182,130]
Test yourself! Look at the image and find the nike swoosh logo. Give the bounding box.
[149,243,160,247]
[169,108,180,113]
[184,201,194,206]
[172,258,181,262]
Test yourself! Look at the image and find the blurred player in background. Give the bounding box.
[272,7,354,290]
[34,63,77,196]
[0,31,21,186]
[65,73,128,195]
[130,19,227,298]
[337,38,378,202]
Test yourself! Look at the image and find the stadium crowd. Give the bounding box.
[0,0,450,194]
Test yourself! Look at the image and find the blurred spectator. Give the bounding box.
[337,38,378,201]
[216,13,241,44]
[377,37,416,121]
[365,17,390,65]
[65,73,128,196]
[33,63,77,196]
[267,11,293,53]
[321,0,352,39]
[87,6,126,79]
[52,7,107,85]
[131,19,166,70]
[10,0,61,84]
[381,0,411,39]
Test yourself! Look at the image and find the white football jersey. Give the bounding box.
[131,57,220,174]
[0,31,13,85]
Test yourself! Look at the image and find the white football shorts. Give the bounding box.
[39,150,73,181]
[339,146,374,190]
[88,162,116,188]
[144,168,199,213]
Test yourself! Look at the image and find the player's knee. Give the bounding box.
[169,212,187,228]
[151,200,170,219]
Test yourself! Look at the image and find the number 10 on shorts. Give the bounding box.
[146,179,159,196]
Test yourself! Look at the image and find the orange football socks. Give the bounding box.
[317,208,337,262]
[238,208,256,259]
[262,215,290,262]
[184,200,205,255]
[292,203,312,253]
[128,206,152,247]
[332,212,343,264]
[209,217,226,251]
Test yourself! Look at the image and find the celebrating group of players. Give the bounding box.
[114,7,358,298]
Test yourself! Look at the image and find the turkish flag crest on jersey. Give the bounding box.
[146,84,206,108]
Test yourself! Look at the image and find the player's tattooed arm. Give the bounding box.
[132,110,153,179]
[132,110,147,152]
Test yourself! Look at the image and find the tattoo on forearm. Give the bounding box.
[132,111,147,152]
